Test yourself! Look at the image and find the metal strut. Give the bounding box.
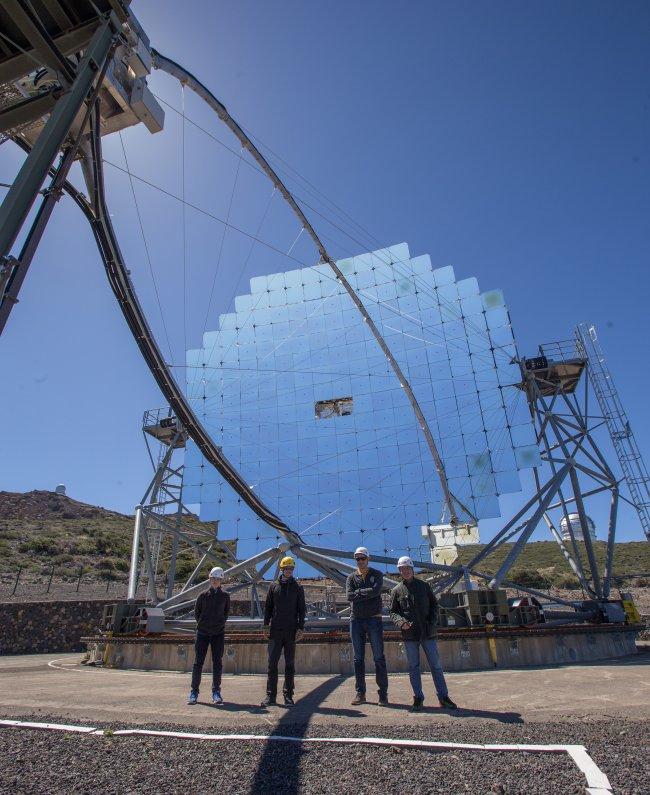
[151,50,473,526]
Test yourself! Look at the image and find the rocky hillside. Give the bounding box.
[0,490,228,582]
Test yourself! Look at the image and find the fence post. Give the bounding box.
[76,565,83,592]
[46,565,54,594]
[11,567,22,595]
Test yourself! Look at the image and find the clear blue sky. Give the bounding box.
[1,1,648,542]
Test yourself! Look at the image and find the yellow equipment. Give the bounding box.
[280,556,296,568]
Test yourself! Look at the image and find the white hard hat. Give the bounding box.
[397,556,414,568]
[354,546,369,558]
[209,566,224,579]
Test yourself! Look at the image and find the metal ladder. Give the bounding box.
[576,324,650,541]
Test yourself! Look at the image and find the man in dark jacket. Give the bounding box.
[346,546,388,706]
[188,566,230,706]
[390,556,457,711]
[261,555,306,707]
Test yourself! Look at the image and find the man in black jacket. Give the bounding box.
[188,566,230,706]
[390,556,457,711]
[261,555,306,707]
[346,546,388,706]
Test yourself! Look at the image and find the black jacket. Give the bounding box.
[264,576,306,631]
[389,577,439,640]
[195,586,230,635]
[345,567,384,619]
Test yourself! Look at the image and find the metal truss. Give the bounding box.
[462,339,624,600]
[0,3,645,634]
[577,324,650,542]
[127,408,245,607]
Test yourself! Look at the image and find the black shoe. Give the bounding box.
[284,695,294,706]
[410,696,424,712]
[378,694,389,706]
[261,695,277,707]
[439,696,458,709]
[351,694,366,706]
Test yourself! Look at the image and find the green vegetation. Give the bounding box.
[1,492,648,587]
[456,540,650,587]
[0,491,231,581]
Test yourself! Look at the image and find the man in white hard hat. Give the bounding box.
[188,566,230,706]
[345,546,389,706]
[390,556,457,711]
[261,555,306,707]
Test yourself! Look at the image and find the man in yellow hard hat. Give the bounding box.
[261,555,306,707]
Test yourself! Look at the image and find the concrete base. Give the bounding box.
[84,625,640,674]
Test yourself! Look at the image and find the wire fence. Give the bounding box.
[0,567,140,602]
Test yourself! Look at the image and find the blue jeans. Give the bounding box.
[404,637,448,700]
[350,616,388,696]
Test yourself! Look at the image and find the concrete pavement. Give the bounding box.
[1,650,648,729]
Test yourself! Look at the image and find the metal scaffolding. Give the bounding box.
[577,324,650,542]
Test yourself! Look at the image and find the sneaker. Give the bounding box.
[439,696,458,709]
[261,695,277,707]
[284,695,295,706]
[187,690,198,705]
[410,696,424,712]
[351,694,366,706]
[212,690,223,705]
[378,694,389,706]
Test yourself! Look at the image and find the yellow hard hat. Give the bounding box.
[280,556,296,568]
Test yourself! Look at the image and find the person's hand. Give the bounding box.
[401,622,412,631]
[262,625,270,639]
[295,629,304,642]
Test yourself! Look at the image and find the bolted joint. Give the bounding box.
[41,185,64,201]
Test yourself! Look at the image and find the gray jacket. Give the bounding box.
[389,577,438,640]
[345,567,384,619]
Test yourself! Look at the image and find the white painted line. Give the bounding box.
[0,717,612,792]
[567,747,612,792]
[46,658,245,680]
[0,719,97,733]
[46,659,189,679]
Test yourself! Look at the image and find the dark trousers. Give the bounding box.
[266,628,296,698]
[350,616,388,697]
[191,632,225,693]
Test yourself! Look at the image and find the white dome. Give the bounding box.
[560,513,596,541]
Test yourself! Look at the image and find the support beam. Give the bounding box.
[603,488,619,599]
[489,465,568,589]
[3,0,76,84]
[545,514,591,593]
[465,469,563,571]
[0,16,115,262]
[157,547,281,611]
[126,505,143,602]
[0,19,99,84]
[568,465,603,599]
[303,544,463,574]
[298,546,399,588]
[139,515,158,603]
[0,88,59,135]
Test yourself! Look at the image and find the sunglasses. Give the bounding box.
[354,555,368,561]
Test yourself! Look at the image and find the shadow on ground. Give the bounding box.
[251,675,347,794]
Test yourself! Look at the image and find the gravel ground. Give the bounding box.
[1,716,648,794]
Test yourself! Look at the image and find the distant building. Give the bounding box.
[55,484,66,496]
[560,513,596,542]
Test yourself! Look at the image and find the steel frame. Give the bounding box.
[0,4,645,633]
[577,324,650,542]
